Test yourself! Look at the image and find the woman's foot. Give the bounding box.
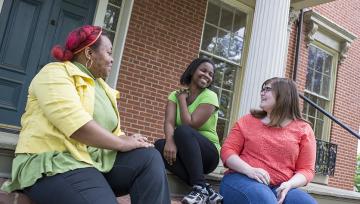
[205,183,223,204]
[181,185,209,204]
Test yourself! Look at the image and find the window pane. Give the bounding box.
[217,118,226,143]
[104,5,120,31]
[313,71,322,94]
[213,59,226,87]
[233,12,246,35]
[109,0,122,7]
[322,75,330,98]
[308,103,316,117]
[315,55,324,72]
[315,119,324,139]
[206,2,220,25]
[305,69,313,90]
[229,34,243,63]
[220,90,232,118]
[223,65,236,90]
[308,46,316,68]
[215,30,230,58]
[324,54,332,75]
[220,7,233,31]
[201,24,217,53]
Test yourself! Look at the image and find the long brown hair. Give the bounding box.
[251,77,304,127]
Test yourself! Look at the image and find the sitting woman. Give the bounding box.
[1,25,170,204]
[155,58,223,204]
[220,77,317,204]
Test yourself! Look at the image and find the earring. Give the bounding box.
[85,58,93,68]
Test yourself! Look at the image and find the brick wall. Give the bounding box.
[116,0,207,142]
[286,0,360,190]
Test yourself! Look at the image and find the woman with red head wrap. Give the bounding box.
[1,25,170,204]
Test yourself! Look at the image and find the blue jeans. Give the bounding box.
[220,173,317,204]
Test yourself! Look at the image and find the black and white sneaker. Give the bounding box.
[181,185,209,204]
[205,183,223,204]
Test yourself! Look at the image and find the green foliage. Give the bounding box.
[355,154,360,192]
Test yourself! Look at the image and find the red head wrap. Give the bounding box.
[51,25,102,61]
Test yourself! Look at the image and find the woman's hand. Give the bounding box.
[244,167,271,185]
[118,134,153,152]
[130,133,149,143]
[176,88,189,100]
[163,139,177,165]
[276,181,292,204]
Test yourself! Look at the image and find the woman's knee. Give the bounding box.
[141,148,165,168]
[173,125,196,142]
[284,188,317,204]
[220,173,277,204]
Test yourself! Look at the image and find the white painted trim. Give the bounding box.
[107,0,134,88]
[0,0,3,14]
[93,0,108,27]
[0,132,18,150]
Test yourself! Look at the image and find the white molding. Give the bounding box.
[291,0,335,10]
[304,10,357,63]
[0,0,3,14]
[0,132,18,150]
[93,0,109,27]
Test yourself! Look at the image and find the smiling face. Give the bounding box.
[88,35,113,79]
[191,62,214,89]
[260,82,276,114]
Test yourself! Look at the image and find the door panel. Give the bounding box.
[0,0,97,130]
[0,0,52,129]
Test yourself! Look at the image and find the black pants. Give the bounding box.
[24,148,170,204]
[155,125,219,187]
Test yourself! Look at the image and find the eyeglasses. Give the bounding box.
[260,86,272,93]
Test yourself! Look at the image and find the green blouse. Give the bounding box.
[168,88,220,151]
[1,62,118,192]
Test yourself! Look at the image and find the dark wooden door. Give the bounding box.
[0,0,97,131]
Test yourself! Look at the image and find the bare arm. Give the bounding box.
[164,101,176,141]
[177,92,215,129]
[225,154,270,185]
[71,120,152,152]
[163,101,177,165]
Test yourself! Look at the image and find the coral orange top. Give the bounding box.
[221,114,316,186]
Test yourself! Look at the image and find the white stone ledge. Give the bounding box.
[301,183,360,200]
[0,132,18,150]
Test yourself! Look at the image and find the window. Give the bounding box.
[302,44,337,141]
[200,0,250,143]
[103,0,123,43]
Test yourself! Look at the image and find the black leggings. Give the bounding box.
[155,125,219,187]
[23,148,170,204]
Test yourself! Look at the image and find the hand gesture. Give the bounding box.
[245,167,270,185]
[176,88,189,100]
[119,133,153,152]
[276,182,291,204]
[163,139,177,165]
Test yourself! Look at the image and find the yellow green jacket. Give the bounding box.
[15,61,123,164]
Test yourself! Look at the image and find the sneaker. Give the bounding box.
[181,185,209,204]
[205,183,223,204]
